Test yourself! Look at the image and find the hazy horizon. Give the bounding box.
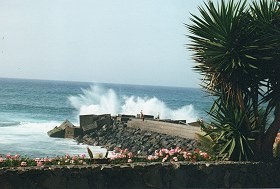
[0,76,201,89]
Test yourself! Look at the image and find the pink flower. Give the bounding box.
[127,152,133,159]
[124,148,129,153]
[182,152,187,158]
[200,152,209,159]
[194,148,200,153]
[162,157,168,162]
[147,155,154,161]
[35,158,41,162]
[161,149,169,153]
[121,154,126,158]
[65,154,70,159]
[44,158,50,162]
[6,154,11,159]
[37,161,44,167]
[80,154,86,159]
[169,149,175,156]
[127,159,132,163]
[21,162,27,166]
[72,156,78,160]
[0,157,4,163]
[162,155,169,162]
[14,154,20,159]
[154,152,159,156]
[173,157,178,162]
[174,147,181,153]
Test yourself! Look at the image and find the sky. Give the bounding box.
[0,0,206,88]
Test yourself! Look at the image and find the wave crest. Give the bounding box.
[68,85,198,122]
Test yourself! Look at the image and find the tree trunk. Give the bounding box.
[261,102,280,161]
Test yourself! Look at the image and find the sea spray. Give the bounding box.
[68,85,198,122]
[69,85,120,115]
[0,121,87,157]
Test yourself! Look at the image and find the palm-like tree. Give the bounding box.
[187,0,279,161]
[250,0,280,160]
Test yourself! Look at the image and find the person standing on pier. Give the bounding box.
[140,110,144,121]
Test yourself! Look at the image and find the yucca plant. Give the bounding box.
[195,132,216,158]
[187,0,280,161]
[200,92,260,160]
[250,0,280,161]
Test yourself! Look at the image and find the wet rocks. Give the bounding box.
[80,114,112,135]
[48,120,82,138]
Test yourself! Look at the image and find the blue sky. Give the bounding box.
[0,0,205,87]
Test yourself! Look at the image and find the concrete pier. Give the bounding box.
[127,118,202,139]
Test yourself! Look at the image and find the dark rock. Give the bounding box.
[47,126,64,138]
[75,117,198,155]
[47,120,81,138]
[80,114,112,135]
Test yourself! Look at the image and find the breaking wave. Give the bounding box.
[68,85,198,122]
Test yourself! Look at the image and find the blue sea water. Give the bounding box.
[0,78,213,157]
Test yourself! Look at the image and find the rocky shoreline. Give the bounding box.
[74,119,198,156]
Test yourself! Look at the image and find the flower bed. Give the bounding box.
[110,147,211,164]
[0,147,211,168]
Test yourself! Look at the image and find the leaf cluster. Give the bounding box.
[187,0,279,161]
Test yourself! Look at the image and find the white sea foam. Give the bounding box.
[0,121,89,157]
[0,121,21,127]
[69,85,198,122]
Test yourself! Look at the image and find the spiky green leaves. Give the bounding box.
[187,0,279,161]
[201,94,256,160]
[187,0,260,95]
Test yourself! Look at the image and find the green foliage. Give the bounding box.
[187,0,259,96]
[87,147,94,160]
[195,132,216,158]
[188,0,280,161]
[200,94,256,160]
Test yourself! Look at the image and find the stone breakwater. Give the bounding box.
[75,120,198,155]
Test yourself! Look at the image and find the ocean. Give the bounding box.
[0,78,213,157]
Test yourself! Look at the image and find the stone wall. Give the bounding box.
[1,161,280,189]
